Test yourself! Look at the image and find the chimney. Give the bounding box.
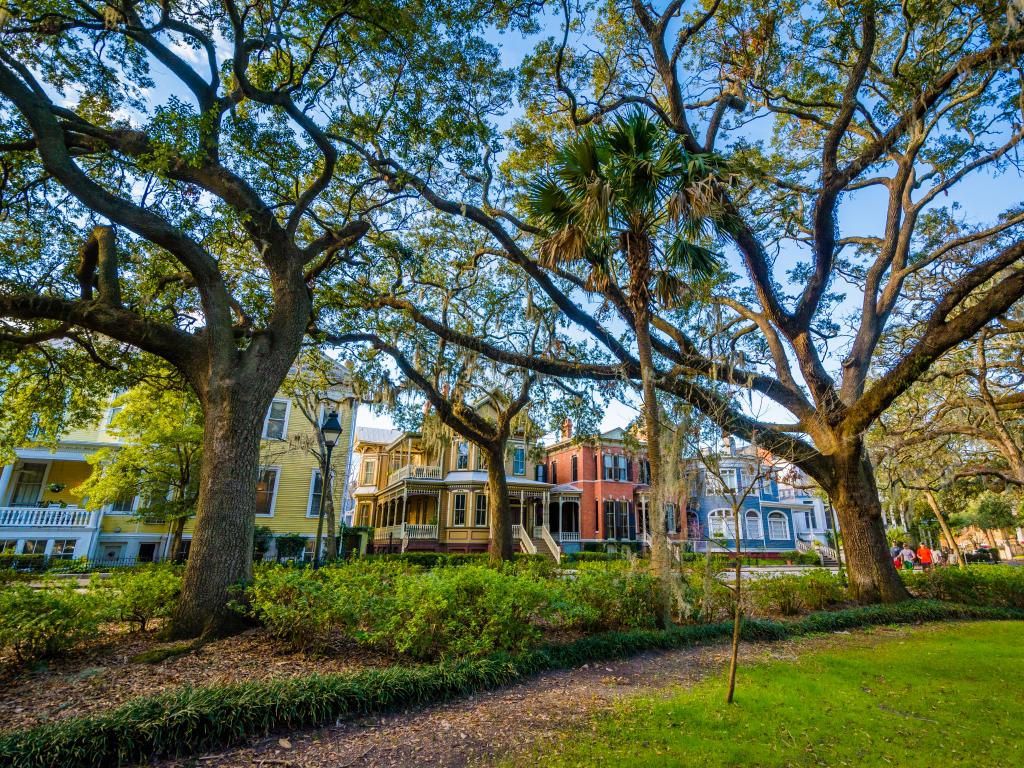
[561,418,572,440]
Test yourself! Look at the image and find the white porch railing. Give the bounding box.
[387,465,442,486]
[533,524,561,562]
[406,524,438,539]
[0,507,99,528]
[556,531,581,542]
[374,524,406,541]
[512,524,536,554]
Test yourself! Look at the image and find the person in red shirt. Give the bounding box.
[916,543,933,571]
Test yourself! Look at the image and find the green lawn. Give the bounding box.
[509,621,1024,767]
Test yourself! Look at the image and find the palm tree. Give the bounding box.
[526,109,724,625]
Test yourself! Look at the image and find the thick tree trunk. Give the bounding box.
[829,445,910,603]
[170,389,266,638]
[487,445,514,565]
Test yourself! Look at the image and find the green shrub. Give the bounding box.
[564,551,623,564]
[793,570,846,610]
[747,571,847,616]
[902,565,1024,608]
[0,554,47,572]
[0,582,105,662]
[748,575,802,616]
[99,565,183,631]
[366,565,559,660]
[566,565,661,631]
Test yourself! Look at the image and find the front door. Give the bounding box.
[98,542,125,564]
[9,462,46,506]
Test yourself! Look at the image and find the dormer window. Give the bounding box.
[456,441,470,470]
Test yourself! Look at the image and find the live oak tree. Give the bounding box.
[350,1,1024,602]
[0,0,531,635]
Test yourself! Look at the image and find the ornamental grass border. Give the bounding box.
[2,600,1021,768]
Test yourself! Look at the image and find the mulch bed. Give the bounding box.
[0,625,388,734]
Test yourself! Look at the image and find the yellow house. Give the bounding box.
[351,398,569,559]
[0,389,357,564]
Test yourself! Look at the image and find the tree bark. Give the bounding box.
[324,488,338,561]
[828,444,910,602]
[169,388,266,638]
[487,445,514,565]
[726,503,742,703]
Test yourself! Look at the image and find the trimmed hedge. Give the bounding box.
[0,600,1020,768]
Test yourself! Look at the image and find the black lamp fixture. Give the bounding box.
[313,409,343,569]
[320,409,343,448]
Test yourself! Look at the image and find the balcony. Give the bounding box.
[387,464,442,486]
[0,506,100,529]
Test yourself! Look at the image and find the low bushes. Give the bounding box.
[0,583,105,663]
[2,600,1019,768]
[747,571,847,616]
[902,565,1024,609]
[243,559,661,658]
[98,565,183,632]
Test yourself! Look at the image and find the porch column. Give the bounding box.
[402,489,408,524]
[0,463,12,506]
[519,490,525,528]
[558,498,564,535]
[542,491,549,529]
[641,496,647,540]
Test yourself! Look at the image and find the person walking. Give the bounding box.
[900,543,917,571]
[916,543,933,571]
[932,548,945,567]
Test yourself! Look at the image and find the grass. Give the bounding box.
[508,621,1024,767]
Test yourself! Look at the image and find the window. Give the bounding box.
[456,441,469,470]
[615,455,628,481]
[255,468,279,516]
[550,461,558,485]
[10,462,46,506]
[768,511,789,540]
[512,446,526,475]
[666,503,677,533]
[361,459,376,485]
[745,510,763,539]
[357,502,371,525]
[638,459,650,485]
[137,542,159,563]
[263,400,288,440]
[708,509,736,539]
[51,540,76,560]
[452,493,467,526]
[603,500,632,539]
[571,455,578,482]
[22,539,47,555]
[802,509,817,529]
[307,470,324,517]
[475,494,488,527]
[476,448,487,470]
[0,540,17,553]
[603,454,614,480]
[109,494,136,514]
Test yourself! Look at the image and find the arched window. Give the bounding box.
[767,511,789,540]
[745,510,763,539]
[708,509,736,538]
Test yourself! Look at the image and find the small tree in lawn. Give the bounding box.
[76,376,202,563]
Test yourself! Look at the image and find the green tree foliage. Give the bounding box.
[0,0,540,635]
[75,376,202,562]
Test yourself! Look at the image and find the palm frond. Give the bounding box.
[664,235,721,279]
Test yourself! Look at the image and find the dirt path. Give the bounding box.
[161,628,898,768]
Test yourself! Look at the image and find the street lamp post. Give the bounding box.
[313,409,343,570]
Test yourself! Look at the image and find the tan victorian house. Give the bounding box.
[351,400,576,559]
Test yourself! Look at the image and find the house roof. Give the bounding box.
[355,426,403,446]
